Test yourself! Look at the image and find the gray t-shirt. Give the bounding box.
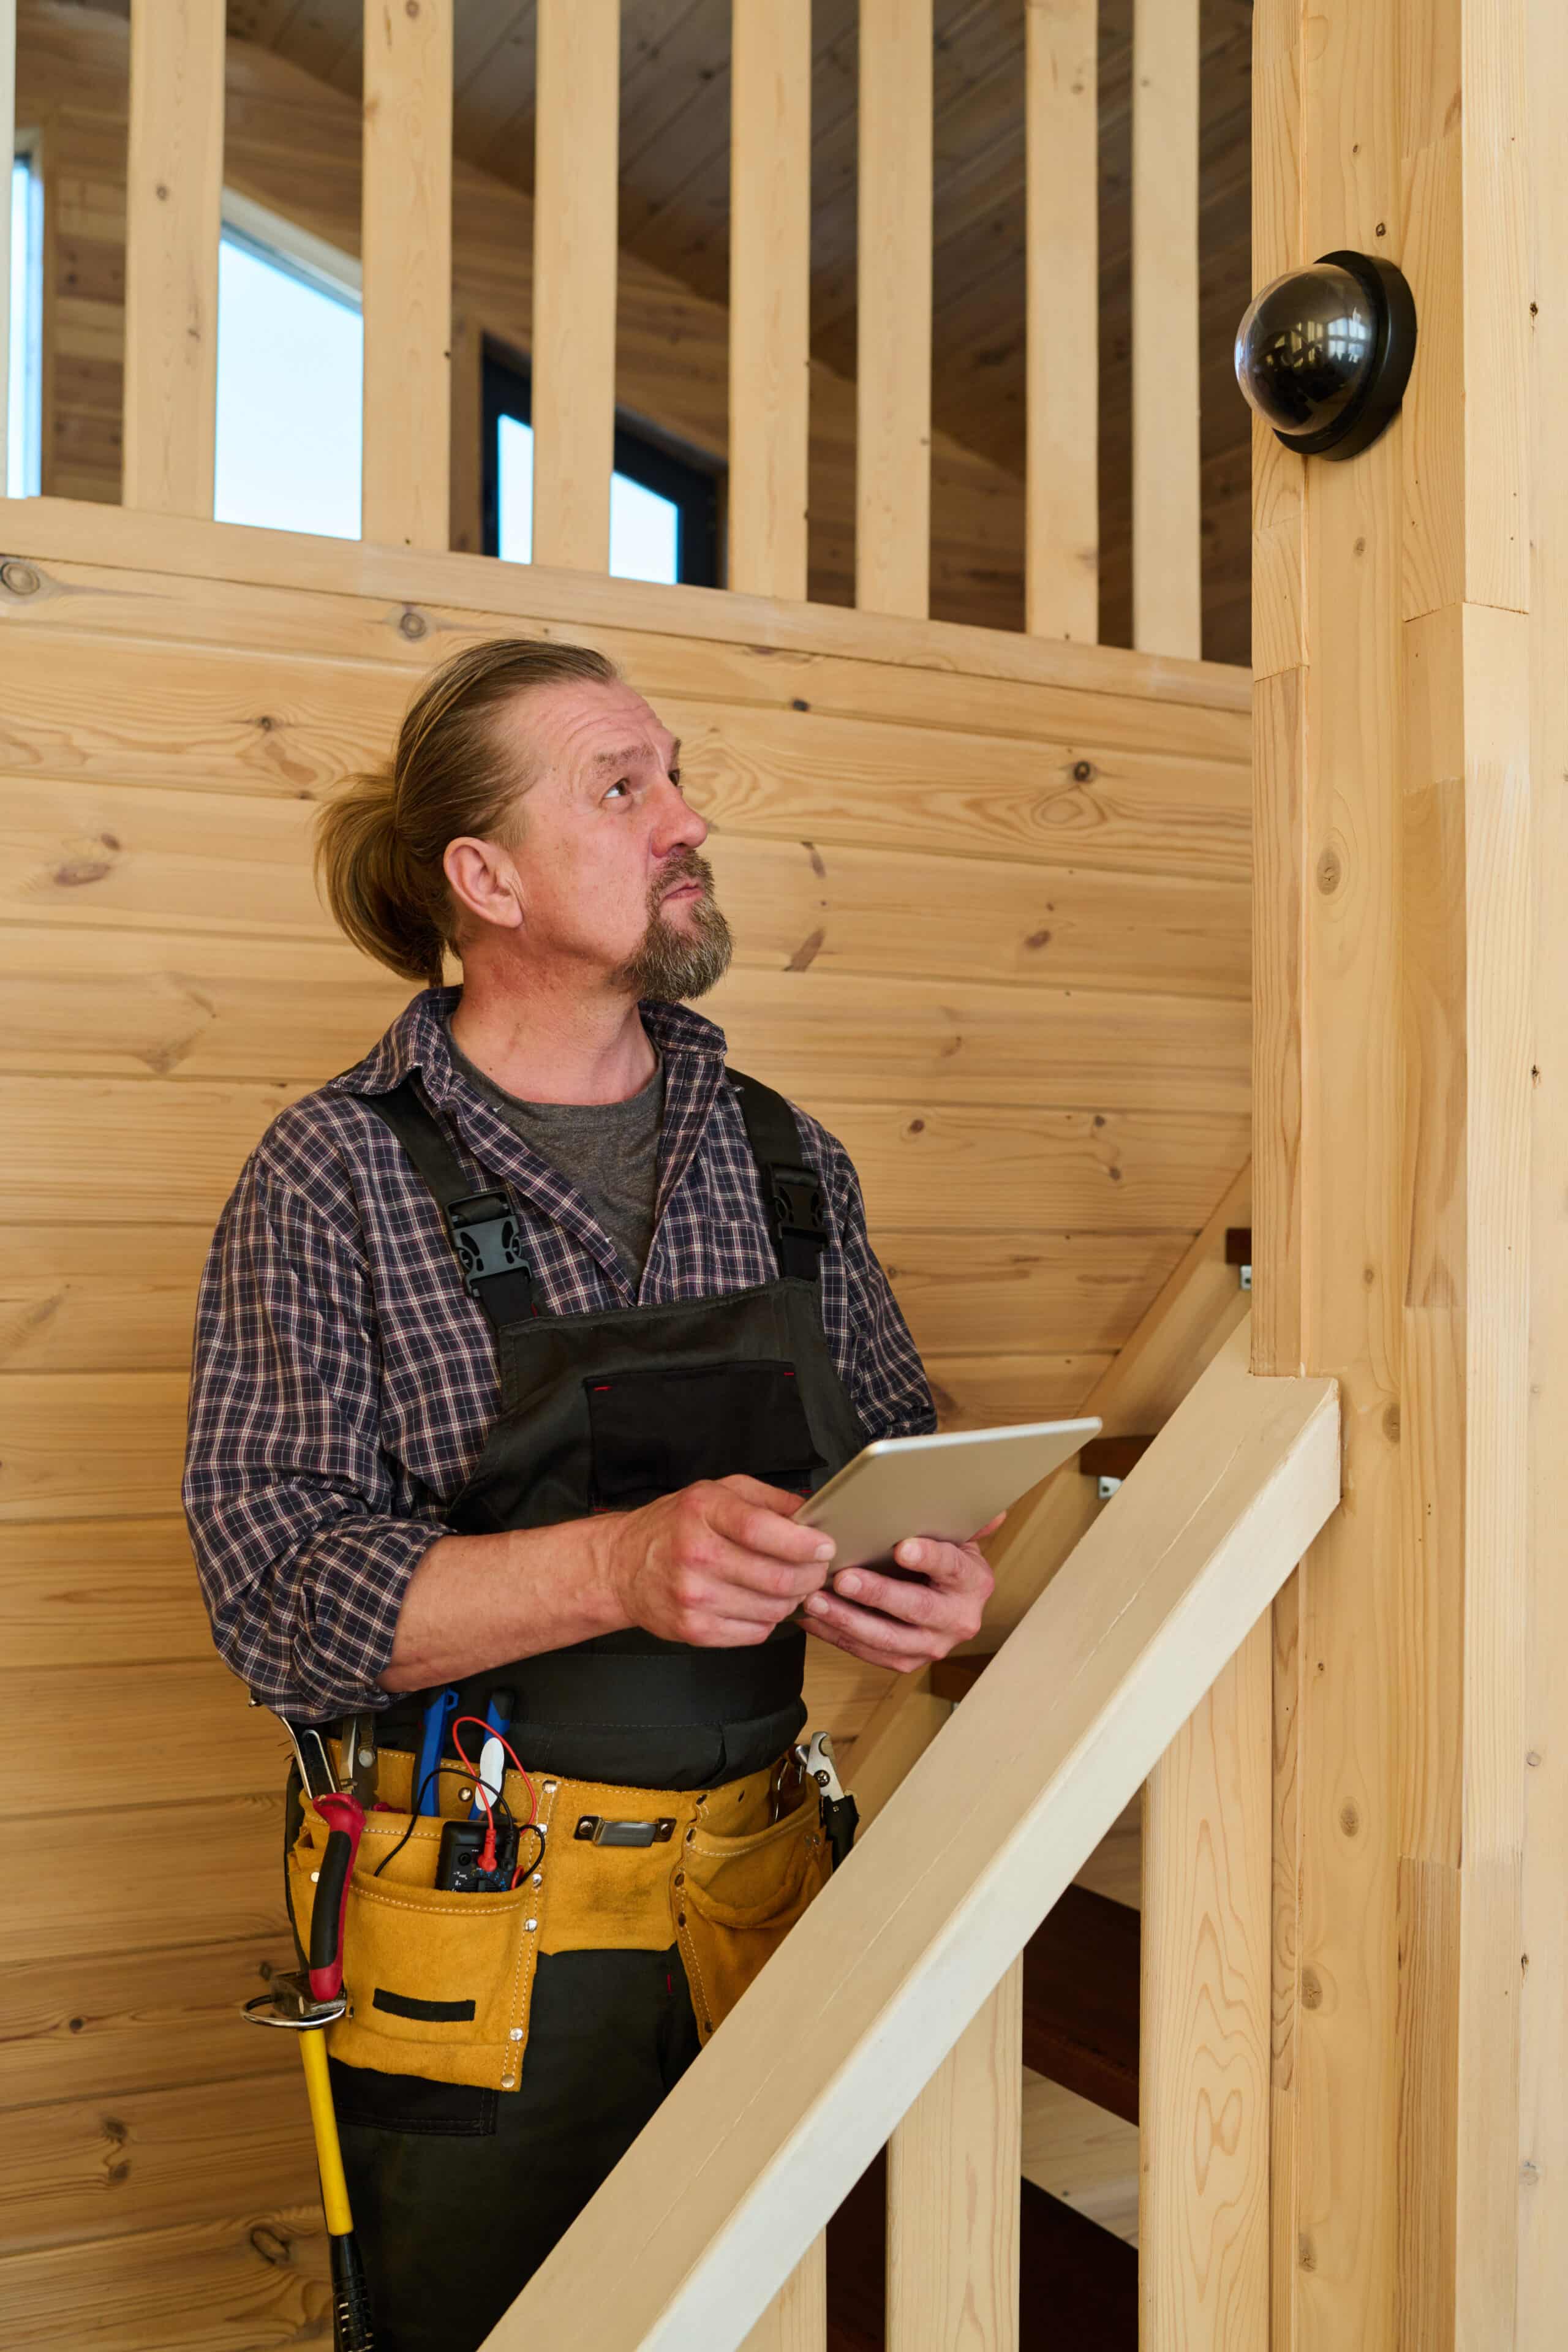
[444,1019,666,1286]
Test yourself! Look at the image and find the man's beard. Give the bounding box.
[611,847,734,1001]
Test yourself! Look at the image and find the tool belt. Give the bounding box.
[286,1736,831,2094]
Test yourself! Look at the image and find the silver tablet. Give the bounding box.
[796,1418,1102,1571]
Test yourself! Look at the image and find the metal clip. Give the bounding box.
[573,1816,677,1847]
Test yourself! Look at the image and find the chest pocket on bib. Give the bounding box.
[584,1359,824,1509]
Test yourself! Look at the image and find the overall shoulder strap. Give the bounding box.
[356,1077,535,1329]
[725,1068,828,1283]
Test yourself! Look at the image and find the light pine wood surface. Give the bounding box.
[728,0,812,602]
[121,0,224,518]
[360,0,452,551]
[886,1960,1022,2351]
[855,0,933,617]
[531,0,620,573]
[1130,0,1201,662]
[1025,0,1098,643]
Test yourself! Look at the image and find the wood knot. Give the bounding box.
[905,1118,925,1136]
[1071,759,1095,783]
[1316,846,1342,894]
[1340,1801,1360,1837]
[398,607,428,640]
[792,698,809,712]
[1023,929,1052,950]
[1382,1403,1400,1442]
[1301,1969,1322,2010]
[1,558,41,597]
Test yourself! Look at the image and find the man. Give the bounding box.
[184,638,996,2351]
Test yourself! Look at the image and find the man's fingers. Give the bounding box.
[706,1486,835,1567]
[823,1564,942,1626]
[716,1474,813,1517]
[883,1534,994,1591]
[801,1614,927,1674]
[801,1589,943,1662]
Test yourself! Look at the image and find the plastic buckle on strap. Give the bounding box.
[447,1191,531,1300]
[770,1167,827,1253]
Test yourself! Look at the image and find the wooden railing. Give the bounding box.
[482,1325,1338,2350]
[1,0,1208,653]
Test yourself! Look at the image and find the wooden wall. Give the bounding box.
[17,0,1033,631]
[0,486,1249,2340]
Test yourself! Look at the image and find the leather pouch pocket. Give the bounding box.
[288,1803,539,2094]
[674,1789,830,2043]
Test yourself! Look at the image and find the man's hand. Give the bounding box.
[601,1474,836,1648]
[797,1512,1003,1672]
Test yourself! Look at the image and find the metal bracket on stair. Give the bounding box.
[1226,1225,1253,1291]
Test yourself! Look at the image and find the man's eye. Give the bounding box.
[669,769,682,791]
[606,779,629,801]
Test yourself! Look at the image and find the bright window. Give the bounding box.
[8,146,44,497]
[214,206,362,538]
[484,347,720,587]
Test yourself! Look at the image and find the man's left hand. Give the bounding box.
[799,1512,1002,1672]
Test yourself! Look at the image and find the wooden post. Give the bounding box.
[122,0,225,518]
[1520,4,1568,2336]
[737,2233,826,2352]
[1139,1618,1272,2345]
[1130,0,1200,659]
[729,0,812,601]
[1025,0,1098,643]
[533,0,620,573]
[1251,0,1534,2343]
[886,1960,1022,2351]
[361,0,453,551]
[856,0,932,619]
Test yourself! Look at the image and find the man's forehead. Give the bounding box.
[530,679,675,766]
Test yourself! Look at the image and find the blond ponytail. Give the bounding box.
[314,638,620,985]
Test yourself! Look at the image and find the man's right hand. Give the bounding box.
[600,1475,837,1648]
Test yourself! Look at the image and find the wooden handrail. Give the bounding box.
[485,1324,1338,2350]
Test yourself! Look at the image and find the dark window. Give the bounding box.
[481,345,721,589]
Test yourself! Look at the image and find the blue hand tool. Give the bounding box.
[469,1686,516,1821]
[415,1686,461,1816]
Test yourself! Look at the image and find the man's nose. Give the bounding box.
[652,778,707,853]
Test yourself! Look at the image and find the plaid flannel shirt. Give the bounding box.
[183,985,937,1717]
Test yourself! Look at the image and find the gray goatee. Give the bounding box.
[612,847,734,1001]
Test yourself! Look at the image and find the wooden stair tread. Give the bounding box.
[825,2148,1136,2348]
[1021,1884,1141,2126]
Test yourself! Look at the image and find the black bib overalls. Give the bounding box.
[315,1064,864,2352]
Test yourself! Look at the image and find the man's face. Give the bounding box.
[453,676,733,1000]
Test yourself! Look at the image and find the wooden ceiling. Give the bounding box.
[114,0,1259,663]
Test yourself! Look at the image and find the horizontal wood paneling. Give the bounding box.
[0,1663,288,1809]
[1,1792,288,1966]
[0,2067,317,2255]
[0,1518,208,1665]
[4,772,1250,1000]
[0,1937,300,2114]
[0,2198,330,2349]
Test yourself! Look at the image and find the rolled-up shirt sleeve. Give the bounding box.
[183,1149,456,1719]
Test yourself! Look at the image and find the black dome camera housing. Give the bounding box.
[1235,251,1417,460]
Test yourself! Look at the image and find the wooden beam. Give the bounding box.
[361,0,453,551]
[532,0,620,572]
[856,0,932,618]
[1130,0,1200,659]
[491,1326,1339,2350]
[1521,2,1568,2333]
[886,1961,1021,2351]
[1140,1613,1271,2343]
[737,2232,824,2352]
[122,0,225,518]
[1251,0,1536,2339]
[1025,0,1098,643]
[728,0,812,601]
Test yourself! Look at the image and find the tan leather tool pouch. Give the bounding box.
[673,1782,831,2045]
[288,1795,540,2094]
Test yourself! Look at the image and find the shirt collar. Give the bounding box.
[328,984,730,1106]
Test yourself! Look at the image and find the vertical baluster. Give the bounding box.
[1140,1619,1272,2345]
[361,0,453,551]
[1131,0,1201,657]
[533,0,620,573]
[1,0,13,497]
[856,0,932,618]
[1025,0,1099,642]
[738,2228,826,2351]
[123,0,225,517]
[886,1958,1022,2351]
[729,0,812,601]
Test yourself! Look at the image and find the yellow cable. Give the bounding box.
[299,2026,355,2237]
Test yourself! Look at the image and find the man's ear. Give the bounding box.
[443,835,526,933]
